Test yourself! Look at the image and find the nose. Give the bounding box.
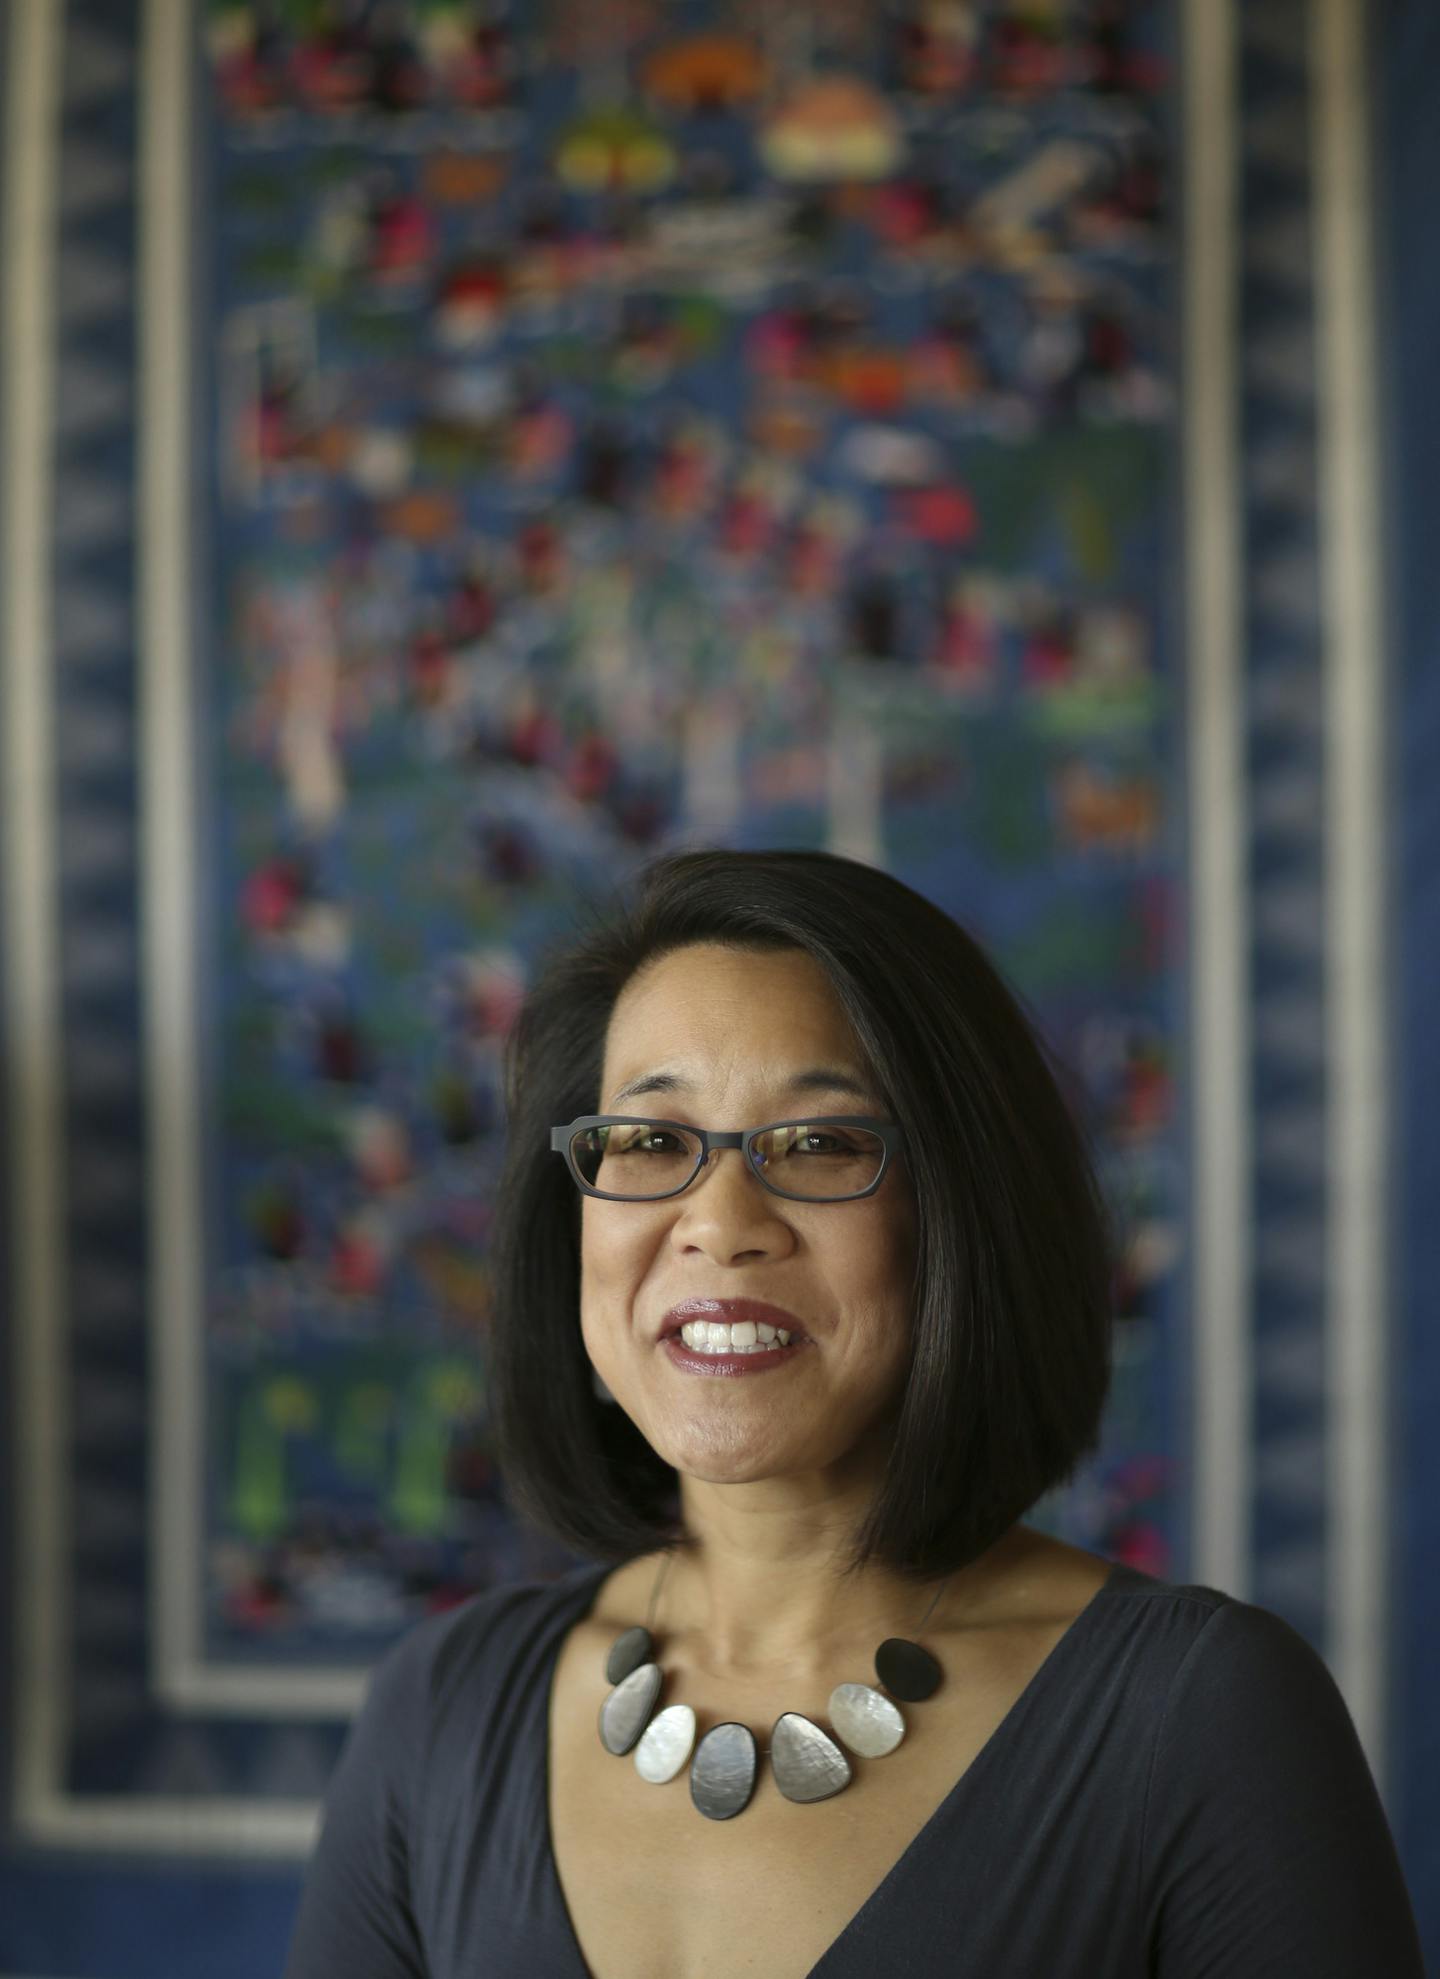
[668,1144,794,1260]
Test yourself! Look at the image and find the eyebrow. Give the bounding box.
[606,1067,879,1108]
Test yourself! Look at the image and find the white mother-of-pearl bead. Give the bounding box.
[828,1681,906,1758]
[634,1703,697,1783]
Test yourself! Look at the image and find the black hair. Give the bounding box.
[488,846,1117,1584]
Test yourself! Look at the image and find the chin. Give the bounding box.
[654,1416,811,1482]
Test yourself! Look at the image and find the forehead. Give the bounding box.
[602,943,866,1078]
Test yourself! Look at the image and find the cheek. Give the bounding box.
[577,1209,613,1319]
[579,1203,659,1310]
[861,1190,918,1274]
[861,1202,920,1342]
[890,1181,921,1263]
[580,1201,629,1266]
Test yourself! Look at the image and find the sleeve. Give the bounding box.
[283,1627,433,1979]
[1141,1598,1425,1978]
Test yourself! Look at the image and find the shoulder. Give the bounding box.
[1136,1580,1367,1769]
[1098,1560,1333,1697]
[1023,1550,1347,1746]
[1105,1570,1396,1850]
[1125,1581,1426,1969]
[1105,1574,1401,1871]
[1096,1562,1341,1703]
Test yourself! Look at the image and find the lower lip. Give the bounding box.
[661,1335,805,1377]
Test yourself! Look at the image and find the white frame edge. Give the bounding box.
[142,0,208,1721]
[1313,0,1390,1789]
[16,1785,317,1858]
[4,0,70,1850]
[1182,0,1251,1598]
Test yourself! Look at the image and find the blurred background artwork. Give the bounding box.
[3,0,1437,1973]
[199,0,1178,1666]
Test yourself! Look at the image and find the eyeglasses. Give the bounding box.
[550,1115,903,1203]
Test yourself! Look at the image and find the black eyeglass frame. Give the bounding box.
[549,1114,905,1203]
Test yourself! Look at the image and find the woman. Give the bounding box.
[285,847,1423,1977]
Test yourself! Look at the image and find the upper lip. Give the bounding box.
[658,1298,808,1343]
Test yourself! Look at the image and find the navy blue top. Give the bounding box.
[283,1557,1424,1977]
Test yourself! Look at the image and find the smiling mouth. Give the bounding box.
[661,1330,805,1377]
[670,1316,795,1354]
[659,1297,808,1346]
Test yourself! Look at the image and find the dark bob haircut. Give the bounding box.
[489,846,1117,1584]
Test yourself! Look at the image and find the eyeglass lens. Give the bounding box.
[569,1122,885,1200]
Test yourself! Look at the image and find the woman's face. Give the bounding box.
[579,942,918,1488]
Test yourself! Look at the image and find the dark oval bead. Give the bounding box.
[689,1722,758,1820]
[604,1624,654,1686]
[874,1635,942,1702]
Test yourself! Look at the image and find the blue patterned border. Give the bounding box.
[4,0,352,1848]
[53,0,151,1801]
[1237,0,1330,1642]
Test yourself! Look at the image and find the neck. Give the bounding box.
[654,1485,1022,1682]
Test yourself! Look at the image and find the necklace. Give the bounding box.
[597,1549,957,1820]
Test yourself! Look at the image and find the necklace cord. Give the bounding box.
[643,1546,673,1634]
[643,1545,957,1750]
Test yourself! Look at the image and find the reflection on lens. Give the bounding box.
[571,1122,702,1197]
[750,1124,883,1199]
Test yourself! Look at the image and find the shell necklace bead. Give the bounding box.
[596,1549,955,1820]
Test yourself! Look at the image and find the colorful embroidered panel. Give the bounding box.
[197,0,1182,1661]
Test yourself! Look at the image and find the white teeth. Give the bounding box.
[677,1319,794,1354]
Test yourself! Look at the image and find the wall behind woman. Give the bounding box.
[0,1,1431,1973]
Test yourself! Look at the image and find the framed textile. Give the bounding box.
[188,0,1181,1695]
[0,6,1411,1952]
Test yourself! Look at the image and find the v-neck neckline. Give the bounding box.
[538,1556,1138,1979]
